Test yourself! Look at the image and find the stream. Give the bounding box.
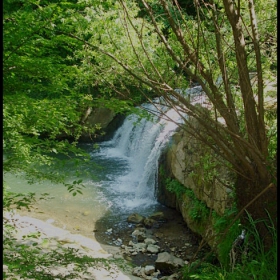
[5,97,209,268]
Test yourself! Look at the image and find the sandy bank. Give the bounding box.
[3,211,142,280]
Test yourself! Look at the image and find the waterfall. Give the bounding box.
[92,99,184,210]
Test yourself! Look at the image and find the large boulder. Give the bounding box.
[155,252,184,273]
[79,107,125,142]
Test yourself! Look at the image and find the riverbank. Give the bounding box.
[4,204,211,280]
[3,211,142,280]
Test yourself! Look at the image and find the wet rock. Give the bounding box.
[132,266,147,278]
[127,213,145,224]
[149,212,166,221]
[132,266,142,276]
[155,252,185,273]
[132,266,159,279]
[144,265,155,275]
[132,229,146,242]
[154,232,164,239]
[133,242,147,253]
[143,218,156,228]
[113,238,122,246]
[144,238,157,245]
[147,244,160,254]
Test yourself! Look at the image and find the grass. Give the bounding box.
[181,211,277,280]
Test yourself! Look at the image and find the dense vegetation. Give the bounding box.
[3,0,277,279]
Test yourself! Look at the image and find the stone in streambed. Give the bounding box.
[143,217,156,228]
[144,238,157,245]
[82,211,90,216]
[155,252,185,273]
[133,242,147,253]
[148,211,166,221]
[131,229,146,242]
[147,244,160,254]
[144,265,155,275]
[127,213,145,224]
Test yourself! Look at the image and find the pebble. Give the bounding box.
[82,211,90,216]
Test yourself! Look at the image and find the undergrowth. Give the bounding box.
[166,178,210,223]
[182,212,277,280]
[164,177,276,279]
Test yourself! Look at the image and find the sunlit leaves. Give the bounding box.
[64,179,85,196]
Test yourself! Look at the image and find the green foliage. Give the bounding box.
[3,238,114,279]
[182,212,277,280]
[3,0,92,185]
[189,198,210,223]
[183,261,224,280]
[3,189,37,213]
[184,186,210,223]
[165,178,186,197]
[3,182,51,215]
[64,179,85,196]
[3,0,83,99]
[212,207,240,268]
[191,152,229,188]
[166,178,210,223]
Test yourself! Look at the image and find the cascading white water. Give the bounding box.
[93,100,185,210]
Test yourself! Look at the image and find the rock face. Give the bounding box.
[160,128,233,215]
[80,107,125,142]
[157,118,235,251]
[56,106,124,142]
